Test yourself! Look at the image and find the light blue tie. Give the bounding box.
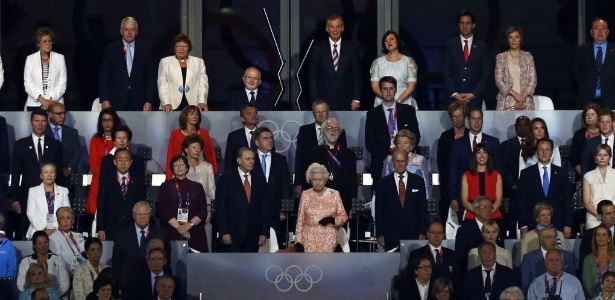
[261,154,267,174]
[126,43,133,75]
[542,167,549,197]
[53,126,60,141]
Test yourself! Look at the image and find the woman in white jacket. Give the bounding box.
[157,34,209,112]
[26,162,70,239]
[24,26,67,110]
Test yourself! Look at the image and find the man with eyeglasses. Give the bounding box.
[228,66,273,111]
[409,221,459,283]
[293,100,347,200]
[521,227,576,294]
[462,241,517,300]
[112,201,169,276]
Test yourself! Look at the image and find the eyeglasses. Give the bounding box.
[417,265,432,270]
[325,126,341,131]
[173,162,185,167]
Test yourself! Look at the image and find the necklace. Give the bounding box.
[508,50,520,58]
[177,57,187,63]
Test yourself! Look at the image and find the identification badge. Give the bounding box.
[177,208,189,223]
[46,214,56,229]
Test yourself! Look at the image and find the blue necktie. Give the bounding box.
[596,45,603,98]
[542,166,550,196]
[53,126,60,141]
[261,154,267,175]
[126,43,133,75]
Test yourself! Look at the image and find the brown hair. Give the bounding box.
[178,105,202,130]
[173,33,193,52]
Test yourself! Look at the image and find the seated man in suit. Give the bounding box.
[155,275,179,300]
[461,242,517,300]
[293,100,347,200]
[365,76,420,181]
[112,201,169,277]
[130,248,181,300]
[449,108,501,221]
[46,102,80,187]
[579,200,615,271]
[227,66,273,111]
[375,149,427,251]
[408,220,459,283]
[518,138,573,237]
[527,249,584,300]
[581,108,615,175]
[216,147,269,252]
[224,105,258,171]
[99,124,145,179]
[97,148,146,241]
[521,227,576,294]
[455,196,500,276]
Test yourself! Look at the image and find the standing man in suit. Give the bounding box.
[0,116,9,218]
[112,201,169,276]
[365,76,421,181]
[375,149,427,251]
[461,242,517,300]
[99,16,155,111]
[443,10,490,109]
[45,103,80,190]
[308,15,361,111]
[97,148,146,241]
[455,196,498,276]
[228,66,273,111]
[224,105,258,171]
[500,115,530,238]
[581,108,615,175]
[216,147,269,252]
[527,249,585,300]
[9,108,63,240]
[449,108,501,220]
[408,220,459,283]
[253,127,292,247]
[521,227,576,294]
[574,17,615,108]
[518,138,573,237]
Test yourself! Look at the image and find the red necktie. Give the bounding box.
[398,174,406,207]
[472,135,478,150]
[243,174,251,202]
[463,39,469,62]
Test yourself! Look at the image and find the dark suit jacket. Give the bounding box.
[454,220,486,276]
[294,122,347,186]
[574,42,615,108]
[375,171,427,246]
[99,152,146,180]
[223,127,256,172]
[227,88,273,111]
[96,174,146,240]
[365,104,421,181]
[99,40,155,111]
[253,151,292,227]
[308,39,361,111]
[130,268,182,300]
[500,136,522,232]
[517,164,573,230]
[448,132,501,204]
[408,244,459,283]
[0,116,9,215]
[111,223,170,276]
[520,248,576,293]
[215,171,269,249]
[581,135,615,175]
[299,144,358,214]
[462,263,517,300]
[45,124,80,173]
[436,127,466,220]
[10,135,63,205]
[397,278,436,300]
[443,37,490,108]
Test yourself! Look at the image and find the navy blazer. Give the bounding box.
[223,128,256,172]
[294,122,347,186]
[227,88,273,111]
[517,163,573,230]
[365,104,421,181]
[454,220,485,276]
[375,171,427,246]
[111,223,170,276]
[408,244,459,283]
[462,263,518,300]
[96,174,146,240]
[99,40,155,111]
[253,151,292,227]
[573,42,615,108]
[581,135,615,175]
[520,248,576,294]
[436,127,467,221]
[308,39,361,111]
[45,124,80,173]
[443,37,491,108]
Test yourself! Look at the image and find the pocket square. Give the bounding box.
[412,189,419,192]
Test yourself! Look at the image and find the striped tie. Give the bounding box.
[332,44,339,71]
[121,176,127,197]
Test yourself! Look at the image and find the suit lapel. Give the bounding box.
[27,138,39,162]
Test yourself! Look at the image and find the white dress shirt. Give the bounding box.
[31,133,46,158]
[257,149,271,181]
[459,35,474,54]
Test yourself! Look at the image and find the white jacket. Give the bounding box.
[26,183,70,239]
[157,55,208,109]
[24,51,67,106]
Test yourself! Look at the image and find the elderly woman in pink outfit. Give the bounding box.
[495,26,537,110]
[295,163,348,252]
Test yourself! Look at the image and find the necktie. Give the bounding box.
[249,130,255,148]
[398,174,406,207]
[249,91,255,103]
[542,166,550,196]
[244,174,251,202]
[387,108,396,138]
[434,248,442,268]
[472,135,478,151]
[153,275,159,295]
[332,44,339,71]
[121,176,127,197]
[484,269,492,294]
[521,137,526,146]
[549,277,557,296]
[261,154,267,175]
[126,43,133,75]
[53,127,60,141]
[596,45,603,97]
[37,138,43,164]
[605,137,610,146]
[139,229,147,254]
[317,128,325,145]
[463,39,469,62]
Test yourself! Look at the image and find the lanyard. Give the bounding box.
[597,254,612,279]
[325,145,341,166]
[175,180,190,208]
[45,190,55,214]
[544,273,563,294]
[63,232,82,255]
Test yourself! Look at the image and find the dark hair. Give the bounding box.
[592,224,613,255]
[82,237,103,258]
[581,103,601,128]
[427,220,444,233]
[505,26,524,45]
[40,161,57,172]
[96,267,122,299]
[178,105,202,130]
[381,30,405,54]
[468,107,483,118]
[112,124,133,141]
[458,10,476,23]
[326,14,344,27]
[478,241,496,252]
[96,108,121,137]
[254,127,272,141]
[311,100,330,111]
[410,255,432,276]
[31,231,49,251]
[147,247,167,259]
[181,133,204,156]
[598,108,615,121]
[521,118,550,160]
[173,33,193,52]
[114,147,132,160]
[30,107,48,121]
[240,104,258,118]
[169,155,189,174]
[34,26,54,46]
[378,76,397,91]
[535,137,554,152]
[602,271,615,284]
[31,287,49,300]
[430,278,454,298]
[469,143,493,174]
[598,200,615,214]
[92,276,114,294]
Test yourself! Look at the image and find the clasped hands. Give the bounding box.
[318,216,335,226]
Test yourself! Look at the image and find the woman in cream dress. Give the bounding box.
[583,144,615,229]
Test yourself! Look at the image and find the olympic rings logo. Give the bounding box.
[258,120,301,154]
[265,264,323,292]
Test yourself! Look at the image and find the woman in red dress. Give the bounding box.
[460,142,503,221]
